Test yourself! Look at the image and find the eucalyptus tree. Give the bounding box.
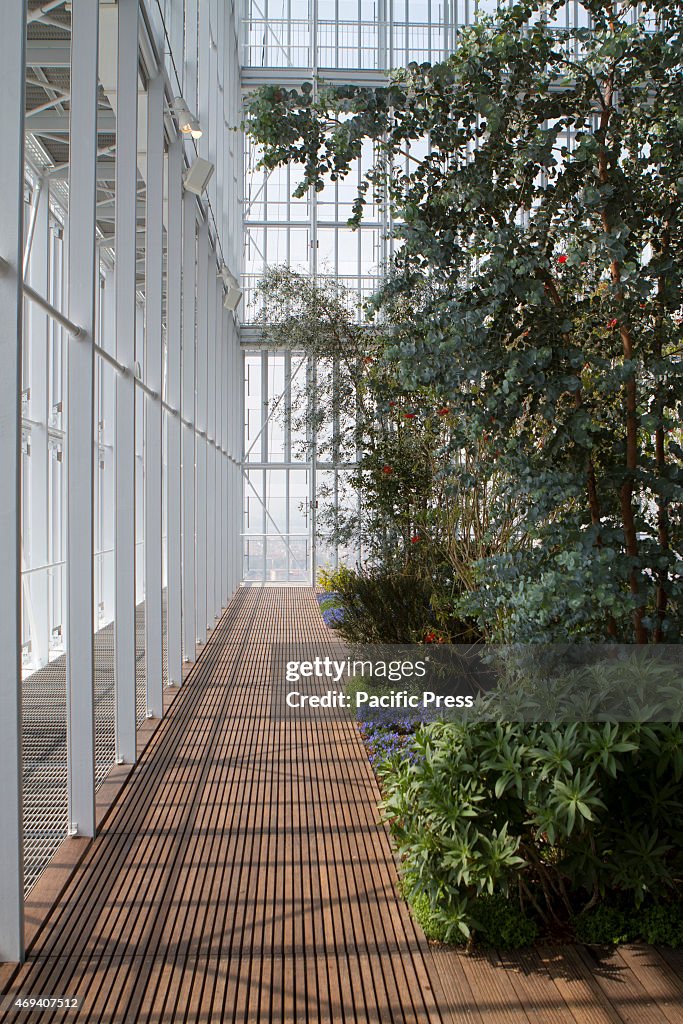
[246,0,683,642]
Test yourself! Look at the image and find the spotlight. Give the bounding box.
[172,96,202,139]
[183,157,215,196]
[218,263,239,288]
[218,264,242,311]
[223,284,243,312]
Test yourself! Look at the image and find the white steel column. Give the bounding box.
[195,218,208,645]
[210,276,220,619]
[114,0,140,764]
[225,311,233,598]
[0,0,26,963]
[231,320,239,595]
[27,179,51,669]
[65,0,98,841]
[206,251,217,625]
[166,139,183,684]
[144,72,164,717]
[181,192,196,662]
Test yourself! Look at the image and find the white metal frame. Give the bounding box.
[0,0,27,966]
[6,0,244,962]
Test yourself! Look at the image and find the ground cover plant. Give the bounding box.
[373,717,683,948]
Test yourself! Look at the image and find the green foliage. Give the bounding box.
[260,268,520,592]
[472,893,539,949]
[574,899,683,947]
[245,0,683,643]
[640,902,683,946]
[329,564,480,644]
[380,720,683,941]
[573,903,635,945]
[405,889,454,944]
[317,564,357,593]
[470,647,683,723]
[402,881,539,948]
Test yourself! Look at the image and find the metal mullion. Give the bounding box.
[261,347,268,463]
[220,306,227,600]
[0,0,26,963]
[144,71,164,719]
[206,251,216,625]
[100,273,116,625]
[181,191,197,662]
[26,178,51,669]
[165,138,183,685]
[195,217,209,645]
[236,334,244,588]
[261,467,267,578]
[285,467,290,580]
[222,305,229,600]
[185,0,199,119]
[114,0,140,765]
[65,0,98,840]
[284,348,292,462]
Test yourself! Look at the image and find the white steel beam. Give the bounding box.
[66,0,98,840]
[165,138,183,684]
[195,217,208,645]
[0,0,26,964]
[144,72,164,718]
[181,191,196,662]
[114,0,140,764]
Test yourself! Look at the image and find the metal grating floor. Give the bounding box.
[21,596,168,895]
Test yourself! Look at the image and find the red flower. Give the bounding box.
[381,465,393,475]
[557,254,568,265]
[608,318,618,328]
[438,407,449,416]
[410,534,420,544]
[389,401,396,407]
[404,412,416,420]
[424,631,437,643]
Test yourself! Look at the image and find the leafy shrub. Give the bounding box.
[317,565,356,594]
[380,720,683,943]
[405,889,454,944]
[573,903,635,945]
[330,565,479,644]
[640,902,683,947]
[573,899,683,947]
[471,893,539,948]
[402,883,537,948]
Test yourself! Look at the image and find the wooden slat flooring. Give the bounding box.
[1,587,681,1023]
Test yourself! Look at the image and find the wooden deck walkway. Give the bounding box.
[1,587,682,1023]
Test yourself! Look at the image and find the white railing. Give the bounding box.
[241,272,383,325]
[242,19,454,70]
